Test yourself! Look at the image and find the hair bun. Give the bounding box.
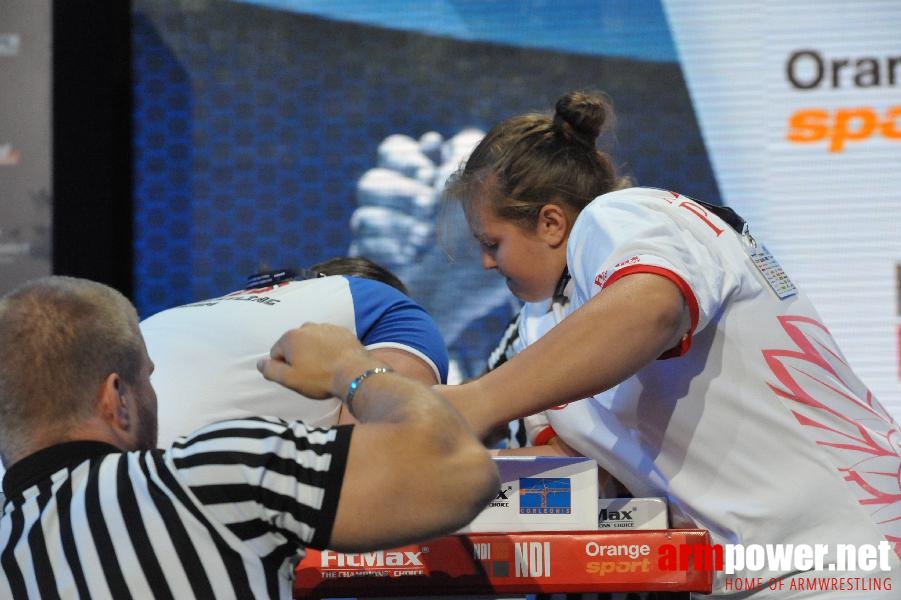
[553,91,609,148]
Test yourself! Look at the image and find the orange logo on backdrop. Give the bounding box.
[787,106,901,152]
[783,49,901,151]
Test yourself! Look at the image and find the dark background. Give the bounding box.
[52,2,134,296]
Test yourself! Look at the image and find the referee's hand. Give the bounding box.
[257,323,372,400]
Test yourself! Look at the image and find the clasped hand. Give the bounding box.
[257,323,371,400]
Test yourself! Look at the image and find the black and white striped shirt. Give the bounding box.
[1,416,351,599]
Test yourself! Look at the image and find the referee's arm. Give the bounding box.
[259,323,499,552]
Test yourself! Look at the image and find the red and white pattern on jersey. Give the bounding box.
[763,315,901,560]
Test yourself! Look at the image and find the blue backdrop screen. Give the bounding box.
[131,0,719,379]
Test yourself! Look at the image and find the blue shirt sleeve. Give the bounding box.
[346,276,450,383]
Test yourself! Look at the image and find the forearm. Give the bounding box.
[258,323,498,550]
[341,366,493,480]
[333,359,441,426]
[337,349,439,425]
[328,360,499,550]
[457,273,688,438]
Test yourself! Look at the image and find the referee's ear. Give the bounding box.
[97,373,131,434]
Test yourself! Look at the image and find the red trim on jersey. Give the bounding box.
[603,264,700,359]
[532,426,558,447]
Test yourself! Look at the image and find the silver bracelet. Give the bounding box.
[345,367,392,414]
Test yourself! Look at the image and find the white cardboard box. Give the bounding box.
[457,456,599,533]
[597,497,669,530]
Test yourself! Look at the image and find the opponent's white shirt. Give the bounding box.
[512,286,574,446]
[523,187,900,597]
[141,275,448,447]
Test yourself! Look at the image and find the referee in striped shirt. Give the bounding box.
[0,276,499,599]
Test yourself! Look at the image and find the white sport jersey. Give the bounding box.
[526,187,900,596]
[515,285,574,446]
[141,275,448,447]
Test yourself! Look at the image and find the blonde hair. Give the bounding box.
[0,276,143,459]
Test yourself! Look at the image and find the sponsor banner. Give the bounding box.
[294,530,713,597]
[663,0,901,415]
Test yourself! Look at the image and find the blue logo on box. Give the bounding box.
[519,477,572,514]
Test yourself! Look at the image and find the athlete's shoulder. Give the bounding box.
[345,275,414,306]
[590,186,681,209]
[574,187,674,235]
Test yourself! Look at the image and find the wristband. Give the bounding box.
[345,367,392,414]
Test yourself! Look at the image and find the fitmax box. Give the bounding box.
[457,456,598,533]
